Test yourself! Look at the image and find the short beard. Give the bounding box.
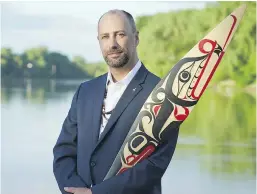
[104,53,129,68]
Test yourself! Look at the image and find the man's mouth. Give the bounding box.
[108,52,122,58]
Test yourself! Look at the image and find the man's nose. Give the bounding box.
[109,37,119,48]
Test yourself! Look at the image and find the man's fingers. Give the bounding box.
[64,187,77,193]
[64,187,89,193]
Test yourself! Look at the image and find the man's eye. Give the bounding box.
[118,33,125,37]
[102,35,108,39]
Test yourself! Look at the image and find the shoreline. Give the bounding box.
[1,77,256,97]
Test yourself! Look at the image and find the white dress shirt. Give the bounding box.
[99,60,142,138]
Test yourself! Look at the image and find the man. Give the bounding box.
[53,9,179,194]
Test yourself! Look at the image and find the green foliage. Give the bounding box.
[71,56,108,77]
[24,47,48,68]
[1,48,22,77]
[136,2,256,87]
[1,2,255,86]
[1,47,108,79]
[179,88,256,175]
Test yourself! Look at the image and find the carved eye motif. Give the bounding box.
[179,71,191,83]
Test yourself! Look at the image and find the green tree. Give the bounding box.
[136,2,256,87]
[1,48,23,77]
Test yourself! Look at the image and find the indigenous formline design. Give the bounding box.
[104,4,247,180]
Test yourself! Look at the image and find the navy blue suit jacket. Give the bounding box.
[53,64,179,194]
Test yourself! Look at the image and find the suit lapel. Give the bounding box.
[91,74,107,147]
[94,65,148,149]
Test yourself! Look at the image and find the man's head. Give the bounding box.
[97,9,139,69]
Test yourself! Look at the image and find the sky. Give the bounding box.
[1,1,212,63]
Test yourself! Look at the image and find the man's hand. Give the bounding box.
[64,187,92,194]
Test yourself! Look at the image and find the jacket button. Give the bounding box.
[90,161,96,167]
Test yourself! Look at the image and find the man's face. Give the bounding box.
[98,13,138,68]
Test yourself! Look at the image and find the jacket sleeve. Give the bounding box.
[91,126,180,194]
[53,83,88,194]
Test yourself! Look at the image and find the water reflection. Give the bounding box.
[179,88,256,177]
[1,78,256,193]
[1,78,85,104]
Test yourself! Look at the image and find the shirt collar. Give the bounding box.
[106,60,142,87]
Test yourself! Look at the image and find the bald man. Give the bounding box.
[53,9,179,194]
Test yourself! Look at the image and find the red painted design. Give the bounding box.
[117,145,156,175]
[199,39,217,54]
[198,51,225,98]
[153,105,161,116]
[192,15,237,99]
[191,39,217,100]
[174,105,189,121]
[223,15,237,50]
[117,167,128,174]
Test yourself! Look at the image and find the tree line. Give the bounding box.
[1,1,255,87]
[1,47,107,80]
[136,1,256,87]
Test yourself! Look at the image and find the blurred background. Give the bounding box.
[1,1,256,194]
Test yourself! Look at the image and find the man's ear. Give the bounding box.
[135,31,139,46]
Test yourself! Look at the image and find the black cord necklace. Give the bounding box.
[101,80,113,119]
